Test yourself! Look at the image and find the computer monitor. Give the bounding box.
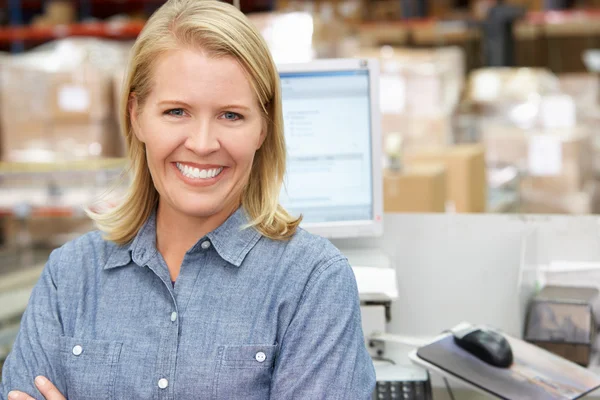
[278,58,383,239]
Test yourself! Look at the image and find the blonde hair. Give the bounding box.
[89,0,301,245]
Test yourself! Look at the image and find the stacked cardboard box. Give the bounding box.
[482,123,596,214]
[465,67,600,214]
[0,40,128,162]
[558,73,599,112]
[466,67,561,110]
[403,144,487,213]
[383,164,447,213]
[353,46,465,153]
[32,1,76,27]
[2,216,95,248]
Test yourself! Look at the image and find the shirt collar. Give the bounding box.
[104,207,261,270]
[103,210,158,270]
[205,207,262,267]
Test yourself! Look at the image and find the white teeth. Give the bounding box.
[176,163,223,180]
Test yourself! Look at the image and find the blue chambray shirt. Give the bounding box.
[1,207,375,399]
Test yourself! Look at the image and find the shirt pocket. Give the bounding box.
[59,336,123,400]
[214,343,278,400]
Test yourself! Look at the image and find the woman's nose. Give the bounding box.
[184,120,220,154]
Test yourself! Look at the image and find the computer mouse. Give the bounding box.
[453,327,513,368]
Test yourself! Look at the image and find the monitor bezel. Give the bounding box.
[277,58,383,239]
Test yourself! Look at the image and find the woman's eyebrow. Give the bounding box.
[157,100,191,107]
[218,104,251,112]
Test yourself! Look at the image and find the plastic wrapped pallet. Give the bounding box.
[467,67,561,106]
[357,46,465,116]
[354,46,465,153]
[382,113,453,152]
[558,73,599,112]
[0,39,131,162]
[483,125,593,193]
[247,11,317,63]
[520,181,600,215]
[466,67,599,214]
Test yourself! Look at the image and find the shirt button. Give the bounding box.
[158,378,169,389]
[72,345,83,356]
[255,351,266,363]
[170,312,177,322]
[201,241,211,250]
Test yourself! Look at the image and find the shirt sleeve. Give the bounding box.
[270,256,376,399]
[0,248,66,400]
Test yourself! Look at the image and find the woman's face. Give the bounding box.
[131,48,266,221]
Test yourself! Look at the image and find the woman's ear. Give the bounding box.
[129,93,145,143]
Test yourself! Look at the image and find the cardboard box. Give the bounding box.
[384,165,446,213]
[53,120,124,160]
[1,61,116,161]
[382,113,453,152]
[358,46,465,117]
[559,73,599,110]
[1,120,122,162]
[3,216,94,248]
[49,70,113,123]
[1,121,51,162]
[403,144,487,213]
[520,181,599,215]
[483,124,593,193]
[45,1,76,25]
[467,68,560,105]
[429,0,452,18]
[1,63,112,125]
[363,47,464,153]
[0,63,53,124]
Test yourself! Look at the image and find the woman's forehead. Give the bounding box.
[149,48,258,108]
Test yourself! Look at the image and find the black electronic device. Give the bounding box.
[372,363,432,400]
[453,327,513,368]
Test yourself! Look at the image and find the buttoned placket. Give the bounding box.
[137,247,178,400]
[149,239,213,399]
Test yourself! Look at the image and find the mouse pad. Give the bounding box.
[416,333,600,400]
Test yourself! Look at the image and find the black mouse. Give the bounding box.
[453,327,513,368]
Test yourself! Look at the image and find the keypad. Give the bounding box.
[373,379,432,400]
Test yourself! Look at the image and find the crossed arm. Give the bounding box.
[8,377,64,400]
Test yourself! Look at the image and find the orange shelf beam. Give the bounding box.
[0,21,145,42]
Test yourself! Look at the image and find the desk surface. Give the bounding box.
[383,338,600,400]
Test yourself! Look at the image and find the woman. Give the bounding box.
[1,0,375,398]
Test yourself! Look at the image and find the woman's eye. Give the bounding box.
[222,112,242,121]
[165,108,185,117]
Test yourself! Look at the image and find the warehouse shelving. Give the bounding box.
[0,158,128,218]
[0,20,144,42]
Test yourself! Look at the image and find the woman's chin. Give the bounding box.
[166,197,235,220]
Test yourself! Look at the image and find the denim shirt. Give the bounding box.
[1,207,375,399]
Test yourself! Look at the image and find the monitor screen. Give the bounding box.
[278,59,382,239]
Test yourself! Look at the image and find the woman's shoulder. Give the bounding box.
[57,229,117,255]
[48,230,126,275]
[260,226,348,272]
[255,228,357,300]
